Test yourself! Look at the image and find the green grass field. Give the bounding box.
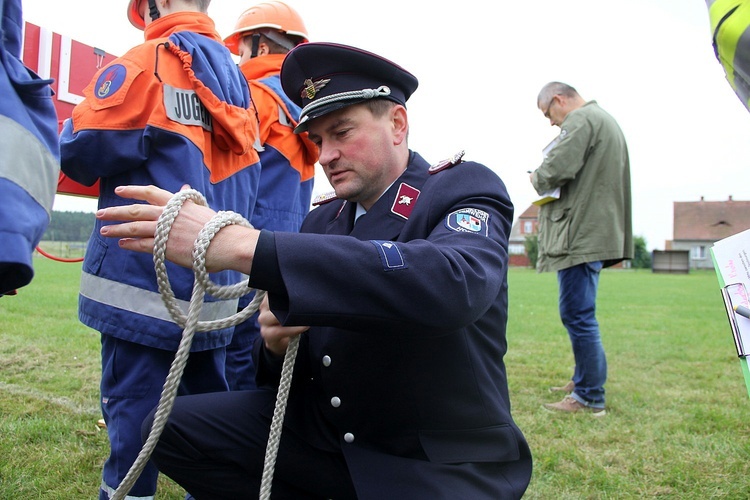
[2,258,749,498]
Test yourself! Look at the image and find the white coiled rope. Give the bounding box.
[112,189,299,500]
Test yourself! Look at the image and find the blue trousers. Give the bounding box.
[557,261,606,408]
[225,310,260,391]
[99,336,229,499]
[144,389,357,499]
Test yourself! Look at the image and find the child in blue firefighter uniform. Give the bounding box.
[0,0,59,296]
[58,0,261,498]
[222,2,318,391]
[97,42,533,499]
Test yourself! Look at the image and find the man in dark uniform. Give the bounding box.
[97,42,532,499]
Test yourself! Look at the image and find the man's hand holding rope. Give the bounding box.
[258,296,309,356]
[97,185,258,275]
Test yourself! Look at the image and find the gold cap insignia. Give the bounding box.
[302,78,331,100]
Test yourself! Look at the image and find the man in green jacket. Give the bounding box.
[530,82,633,416]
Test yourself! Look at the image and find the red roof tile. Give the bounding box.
[673,199,750,240]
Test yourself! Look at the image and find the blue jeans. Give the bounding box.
[557,261,606,408]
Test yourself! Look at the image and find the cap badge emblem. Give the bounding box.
[302,78,330,99]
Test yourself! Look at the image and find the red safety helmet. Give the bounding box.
[224,1,308,55]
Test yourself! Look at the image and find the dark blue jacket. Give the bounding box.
[251,151,532,499]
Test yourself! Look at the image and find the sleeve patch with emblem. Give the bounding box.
[95,64,128,99]
[445,208,490,236]
[87,60,144,111]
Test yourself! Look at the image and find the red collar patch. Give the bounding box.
[391,183,420,220]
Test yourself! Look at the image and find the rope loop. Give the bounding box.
[112,189,276,500]
[153,193,259,331]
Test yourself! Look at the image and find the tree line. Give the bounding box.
[43,211,96,241]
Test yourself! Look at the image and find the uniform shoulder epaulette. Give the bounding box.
[428,150,465,174]
[312,191,339,206]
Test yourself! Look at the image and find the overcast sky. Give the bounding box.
[21,0,750,251]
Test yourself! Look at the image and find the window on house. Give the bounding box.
[509,244,525,255]
[692,245,706,260]
[523,221,533,234]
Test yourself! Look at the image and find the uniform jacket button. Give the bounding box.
[322,355,331,367]
[344,432,355,443]
[330,396,341,408]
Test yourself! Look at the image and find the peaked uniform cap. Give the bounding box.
[280,42,418,132]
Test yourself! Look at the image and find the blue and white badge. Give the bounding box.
[445,208,490,236]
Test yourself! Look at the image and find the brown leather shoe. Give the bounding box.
[550,380,574,393]
[543,396,606,417]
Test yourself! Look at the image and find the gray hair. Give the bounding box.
[538,82,579,106]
